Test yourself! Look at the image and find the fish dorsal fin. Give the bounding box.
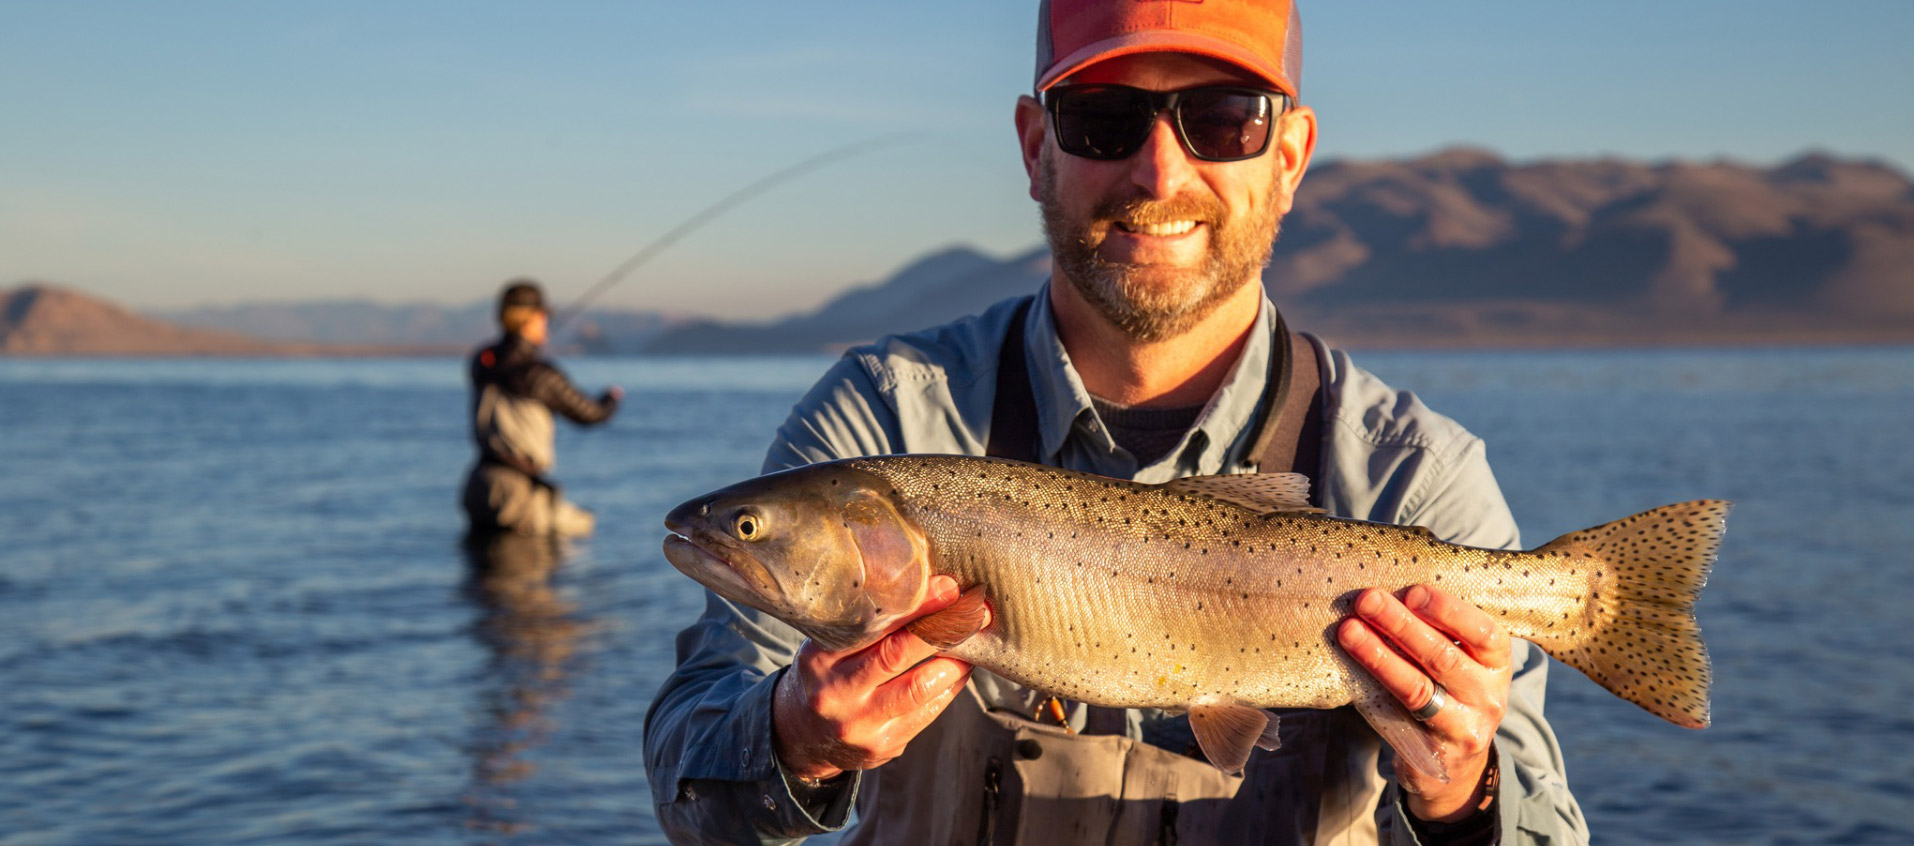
[1187,698,1277,776]
[1163,472,1316,515]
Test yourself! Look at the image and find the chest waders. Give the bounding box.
[841,297,1389,846]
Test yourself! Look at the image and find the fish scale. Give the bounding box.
[663,454,1727,777]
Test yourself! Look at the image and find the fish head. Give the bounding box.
[663,463,931,652]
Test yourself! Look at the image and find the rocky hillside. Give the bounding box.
[1,285,303,355]
[0,285,447,356]
[1270,149,1914,346]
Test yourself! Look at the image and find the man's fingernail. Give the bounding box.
[1405,586,1430,610]
[1357,590,1382,616]
[1337,621,1363,647]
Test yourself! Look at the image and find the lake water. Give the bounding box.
[2,348,1910,845]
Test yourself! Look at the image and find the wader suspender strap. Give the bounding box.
[986,295,1325,505]
[985,297,1041,462]
[1250,313,1326,504]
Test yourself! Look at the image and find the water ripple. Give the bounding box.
[3,350,1910,844]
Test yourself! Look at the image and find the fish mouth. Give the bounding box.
[662,530,784,606]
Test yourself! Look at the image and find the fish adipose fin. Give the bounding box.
[1163,472,1318,515]
[1188,699,1280,776]
[905,585,991,649]
[1528,499,1729,729]
[1352,683,1450,784]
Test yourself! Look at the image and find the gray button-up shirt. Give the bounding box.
[644,287,1589,845]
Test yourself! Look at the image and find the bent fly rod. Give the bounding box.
[550,133,920,334]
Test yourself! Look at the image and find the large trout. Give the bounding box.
[662,454,1725,777]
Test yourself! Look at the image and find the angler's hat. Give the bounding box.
[497,279,547,316]
[1034,0,1303,98]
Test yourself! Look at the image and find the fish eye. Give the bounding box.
[732,511,765,541]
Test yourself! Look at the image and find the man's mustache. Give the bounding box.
[1092,192,1227,227]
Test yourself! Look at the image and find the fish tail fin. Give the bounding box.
[1531,499,1730,730]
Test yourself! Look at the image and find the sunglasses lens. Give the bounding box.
[1050,87,1155,160]
[1175,89,1274,161]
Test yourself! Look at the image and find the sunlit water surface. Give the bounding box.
[2,348,1909,844]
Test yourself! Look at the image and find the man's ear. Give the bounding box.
[1015,95,1048,202]
[1270,103,1318,216]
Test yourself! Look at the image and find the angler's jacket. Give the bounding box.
[644,290,1590,845]
[468,334,618,476]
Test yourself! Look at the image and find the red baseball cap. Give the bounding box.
[1034,0,1302,98]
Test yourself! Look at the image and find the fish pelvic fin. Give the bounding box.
[1187,698,1277,776]
[1533,499,1730,730]
[905,585,991,650]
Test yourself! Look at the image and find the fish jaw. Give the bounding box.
[662,528,784,610]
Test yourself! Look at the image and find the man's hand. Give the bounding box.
[607,386,624,401]
[772,575,979,781]
[1338,584,1512,822]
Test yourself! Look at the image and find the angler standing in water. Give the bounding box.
[647,1,1592,842]
[462,280,621,538]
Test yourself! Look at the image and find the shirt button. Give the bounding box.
[762,794,777,812]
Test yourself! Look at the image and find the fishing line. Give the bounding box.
[551,132,922,333]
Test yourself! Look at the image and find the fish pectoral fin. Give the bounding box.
[904,585,991,649]
[1188,700,1271,776]
[1352,684,1450,784]
[1162,473,1317,515]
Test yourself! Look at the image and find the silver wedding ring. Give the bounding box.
[1410,683,1448,721]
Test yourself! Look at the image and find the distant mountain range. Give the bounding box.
[155,298,685,355]
[650,149,1914,351]
[643,246,1053,354]
[7,149,1912,356]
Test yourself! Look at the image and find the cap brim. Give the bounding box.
[1035,30,1297,97]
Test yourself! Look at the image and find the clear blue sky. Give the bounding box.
[4,0,1909,319]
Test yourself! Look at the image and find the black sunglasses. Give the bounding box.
[1043,84,1290,163]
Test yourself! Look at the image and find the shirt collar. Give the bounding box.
[1022,282,1277,480]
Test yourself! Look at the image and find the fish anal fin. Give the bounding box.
[905,585,991,649]
[1162,473,1316,515]
[1257,712,1283,751]
[1187,699,1271,776]
[1352,684,1449,784]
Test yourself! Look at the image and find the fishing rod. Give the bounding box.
[551,132,921,334]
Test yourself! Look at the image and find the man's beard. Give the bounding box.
[1039,153,1283,342]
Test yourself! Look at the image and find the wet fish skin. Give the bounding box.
[663,454,1726,776]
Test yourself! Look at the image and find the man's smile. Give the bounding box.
[1101,217,1212,265]
[1114,219,1201,237]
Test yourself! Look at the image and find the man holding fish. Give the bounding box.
[647,1,1608,842]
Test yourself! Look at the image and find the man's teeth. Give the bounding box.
[1118,220,1199,236]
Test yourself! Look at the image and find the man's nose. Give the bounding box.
[1127,113,1198,199]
